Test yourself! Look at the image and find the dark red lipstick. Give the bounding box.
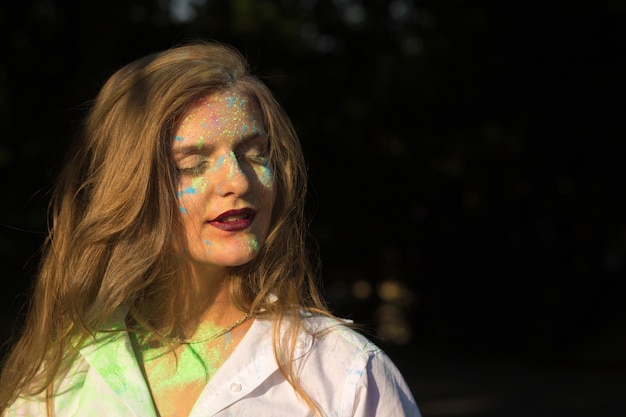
[208,208,256,231]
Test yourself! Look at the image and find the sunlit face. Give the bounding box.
[173,89,276,273]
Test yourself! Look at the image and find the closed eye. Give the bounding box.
[237,135,269,166]
[242,153,269,165]
[178,162,207,176]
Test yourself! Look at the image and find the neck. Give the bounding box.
[149,260,244,337]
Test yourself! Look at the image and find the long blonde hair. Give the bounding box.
[0,41,328,414]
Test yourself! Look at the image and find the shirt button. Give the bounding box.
[295,339,306,349]
[230,382,242,392]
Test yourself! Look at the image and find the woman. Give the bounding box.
[0,41,420,417]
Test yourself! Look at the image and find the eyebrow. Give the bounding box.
[172,143,214,157]
[237,131,269,148]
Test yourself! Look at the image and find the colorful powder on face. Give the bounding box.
[247,238,259,253]
[191,176,208,194]
[256,160,274,190]
[226,151,239,180]
[177,187,197,198]
[171,89,275,269]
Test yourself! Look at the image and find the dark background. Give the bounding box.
[1,0,625,415]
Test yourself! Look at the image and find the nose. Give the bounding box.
[215,151,250,197]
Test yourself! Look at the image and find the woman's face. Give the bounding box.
[172,88,276,272]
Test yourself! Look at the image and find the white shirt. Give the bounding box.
[7,313,421,416]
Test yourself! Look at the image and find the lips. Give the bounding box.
[208,208,256,231]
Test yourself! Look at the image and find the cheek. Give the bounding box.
[191,176,210,194]
[177,187,201,217]
[254,162,274,190]
[176,176,211,215]
[264,183,278,227]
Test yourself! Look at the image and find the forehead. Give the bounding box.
[175,89,263,141]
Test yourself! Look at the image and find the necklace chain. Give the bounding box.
[170,314,251,345]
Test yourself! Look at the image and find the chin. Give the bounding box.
[196,252,261,268]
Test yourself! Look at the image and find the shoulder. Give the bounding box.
[300,312,382,357]
[295,313,421,416]
[297,313,395,381]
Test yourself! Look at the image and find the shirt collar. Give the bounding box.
[78,309,157,417]
[189,314,317,416]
